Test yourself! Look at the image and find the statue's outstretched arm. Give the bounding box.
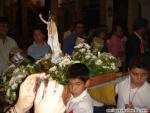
[39,13,48,24]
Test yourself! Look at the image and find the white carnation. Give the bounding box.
[6,89,11,97]
[95,59,102,65]
[44,53,51,59]
[102,66,108,69]
[85,55,90,59]
[9,77,16,86]
[11,83,18,90]
[49,66,57,72]
[72,60,80,64]
[84,43,90,49]
[13,68,20,74]
[35,59,42,64]
[79,48,86,53]
[111,63,116,69]
[74,43,83,48]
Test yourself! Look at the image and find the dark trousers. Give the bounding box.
[93,106,106,113]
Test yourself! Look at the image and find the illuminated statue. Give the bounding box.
[39,11,62,62]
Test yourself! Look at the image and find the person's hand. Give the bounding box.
[34,80,65,113]
[15,73,46,113]
[125,102,134,109]
[125,102,138,113]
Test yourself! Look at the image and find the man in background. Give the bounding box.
[126,18,148,67]
[0,16,18,77]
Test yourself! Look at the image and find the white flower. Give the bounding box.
[87,50,91,53]
[102,66,108,69]
[95,59,102,65]
[74,43,83,48]
[27,64,32,68]
[35,59,42,64]
[44,53,51,59]
[79,48,86,53]
[9,64,16,68]
[84,43,90,49]
[6,89,11,97]
[74,43,90,49]
[16,74,24,79]
[72,60,80,64]
[11,83,18,90]
[49,66,57,72]
[9,77,16,86]
[85,55,91,59]
[111,63,116,70]
[13,68,20,74]
[91,54,97,60]
[54,71,58,74]
[57,56,72,68]
[22,69,26,73]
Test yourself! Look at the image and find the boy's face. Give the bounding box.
[129,68,148,87]
[75,23,84,35]
[115,26,123,37]
[33,29,45,44]
[69,78,86,97]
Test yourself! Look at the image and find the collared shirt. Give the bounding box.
[27,42,50,60]
[66,90,104,113]
[0,36,18,76]
[116,76,150,112]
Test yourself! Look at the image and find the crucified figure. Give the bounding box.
[39,11,62,62]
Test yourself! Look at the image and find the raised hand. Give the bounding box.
[34,80,65,113]
[15,73,46,113]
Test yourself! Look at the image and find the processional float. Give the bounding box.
[39,11,128,105]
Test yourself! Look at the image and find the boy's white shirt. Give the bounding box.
[116,76,150,112]
[66,89,104,113]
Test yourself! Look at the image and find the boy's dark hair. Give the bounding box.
[0,16,9,24]
[68,63,89,82]
[73,20,85,28]
[129,55,150,71]
[32,24,46,36]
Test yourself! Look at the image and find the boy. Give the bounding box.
[27,26,50,60]
[116,55,150,112]
[66,63,104,113]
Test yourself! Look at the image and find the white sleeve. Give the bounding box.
[10,37,18,48]
[115,83,119,94]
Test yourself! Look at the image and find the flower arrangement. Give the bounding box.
[72,43,121,76]
[2,43,120,104]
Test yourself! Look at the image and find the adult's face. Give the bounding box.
[0,23,8,39]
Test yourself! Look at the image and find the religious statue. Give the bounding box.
[39,11,62,63]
